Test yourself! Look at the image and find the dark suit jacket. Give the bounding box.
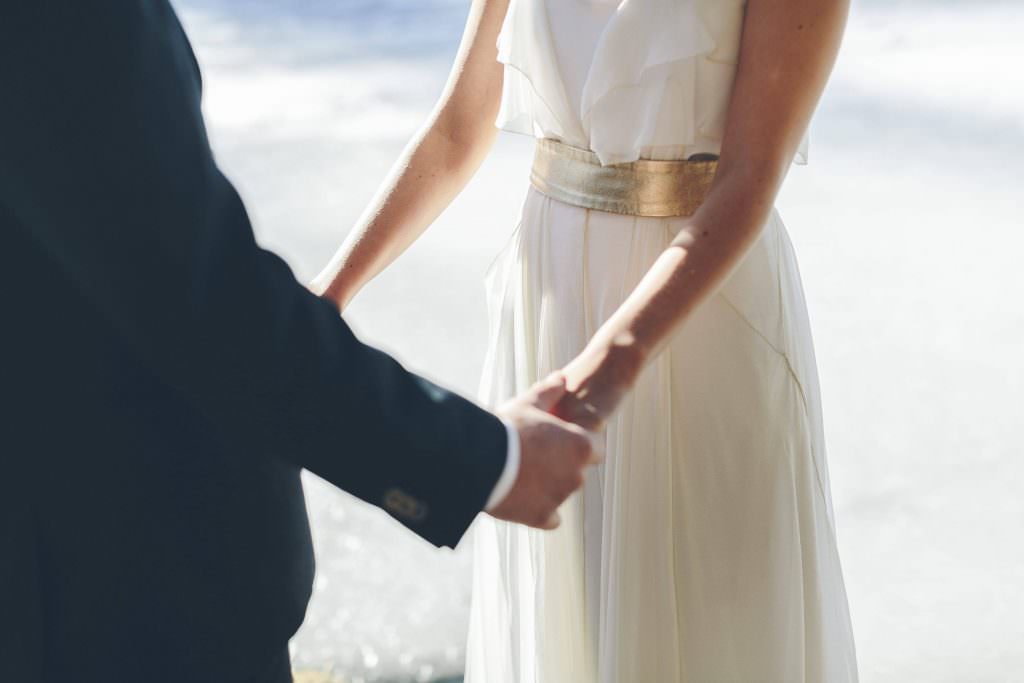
[0,4,507,681]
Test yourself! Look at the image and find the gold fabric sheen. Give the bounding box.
[529,138,718,218]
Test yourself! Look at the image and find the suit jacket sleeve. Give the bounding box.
[0,3,507,549]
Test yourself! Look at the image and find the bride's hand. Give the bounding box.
[553,334,645,431]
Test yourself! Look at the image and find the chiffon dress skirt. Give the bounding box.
[464,0,857,680]
[466,186,857,683]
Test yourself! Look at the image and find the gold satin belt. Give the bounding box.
[529,138,718,217]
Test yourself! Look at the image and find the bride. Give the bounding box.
[313,0,858,679]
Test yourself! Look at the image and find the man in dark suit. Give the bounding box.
[0,4,599,681]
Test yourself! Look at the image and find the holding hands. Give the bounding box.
[553,333,643,432]
[488,372,604,530]
[487,334,644,531]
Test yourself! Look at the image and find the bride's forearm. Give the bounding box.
[558,0,847,428]
[310,0,510,309]
[311,119,497,308]
[555,164,783,429]
[583,163,780,375]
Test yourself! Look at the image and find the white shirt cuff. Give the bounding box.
[485,418,521,512]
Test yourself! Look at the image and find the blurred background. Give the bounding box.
[172,1,1024,680]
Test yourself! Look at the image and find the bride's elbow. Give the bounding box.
[422,112,498,178]
[438,95,499,147]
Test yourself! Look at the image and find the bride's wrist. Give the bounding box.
[586,330,646,389]
[312,279,356,312]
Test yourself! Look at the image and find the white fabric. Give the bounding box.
[485,419,522,512]
[495,0,810,166]
[465,1,856,681]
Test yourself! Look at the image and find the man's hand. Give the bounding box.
[489,373,604,530]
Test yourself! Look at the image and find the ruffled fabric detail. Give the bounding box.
[579,0,715,165]
[495,0,810,166]
[495,0,588,145]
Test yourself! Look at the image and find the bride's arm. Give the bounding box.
[311,0,509,309]
[556,0,851,428]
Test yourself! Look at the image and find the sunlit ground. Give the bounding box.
[176,1,1024,680]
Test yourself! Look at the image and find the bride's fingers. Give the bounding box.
[540,511,561,530]
[585,430,606,465]
[552,394,607,432]
[529,371,568,411]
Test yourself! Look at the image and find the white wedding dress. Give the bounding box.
[465,0,858,681]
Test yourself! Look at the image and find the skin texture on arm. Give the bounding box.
[311,0,510,309]
[555,0,851,428]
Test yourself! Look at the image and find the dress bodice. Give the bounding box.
[494,0,811,166]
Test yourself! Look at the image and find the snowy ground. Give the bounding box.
[175,1,1024,680]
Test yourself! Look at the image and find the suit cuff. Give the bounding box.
[485,419,521,511]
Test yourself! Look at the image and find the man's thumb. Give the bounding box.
[530,371,568,411]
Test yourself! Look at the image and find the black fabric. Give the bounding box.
[0,3,507,681]
[239,649,293,683]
